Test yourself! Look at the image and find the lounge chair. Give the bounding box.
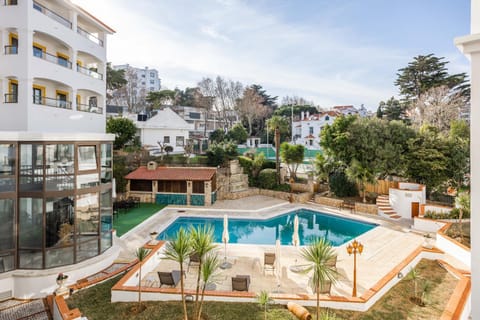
[264,252,276,275]
[188,252,201,272]
[158,270,181,288]
[232,275,250,291]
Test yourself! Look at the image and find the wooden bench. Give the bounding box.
[342,200,355,213]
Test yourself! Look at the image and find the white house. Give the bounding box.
[129,107,194,153]
[0,0,118,299]
[292,111,339,148]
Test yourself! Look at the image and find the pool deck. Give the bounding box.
[115,195,469,304]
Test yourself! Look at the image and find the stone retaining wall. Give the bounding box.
[218,187,312,203]
[314,195,343,208]
[355,203,378,215]
[291,182,314,193]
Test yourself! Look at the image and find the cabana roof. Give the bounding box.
[125,166,216,181]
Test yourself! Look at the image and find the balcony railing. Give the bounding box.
[77,103,103,114]
[33,96,72,109]
[77,65,103,80]
[4,93,18,103]
[33,1,72,29]
[33,50,72,69]
[4,0,17,5]
[4,45,17,54]
[77,26,104,47]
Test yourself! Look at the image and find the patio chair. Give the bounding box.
[326,255,337,267]
[158,270,181,288]
[313,279,332,295]
[188,252,201,272]
[232,275,250,292]
[264,252,276,275]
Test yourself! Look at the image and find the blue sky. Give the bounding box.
[73,0,470,110]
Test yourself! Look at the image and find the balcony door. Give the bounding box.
[33,88,42,104]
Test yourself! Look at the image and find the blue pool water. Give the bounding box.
[158,209,377,246]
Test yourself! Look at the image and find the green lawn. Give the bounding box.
[67,259,457,320]
[113,203,166,237]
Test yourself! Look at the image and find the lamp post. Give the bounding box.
[291,104,294,143]
[346,239,364,297]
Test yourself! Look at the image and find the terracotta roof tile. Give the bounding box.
[125,166,216,181]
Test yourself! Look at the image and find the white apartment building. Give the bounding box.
[0,0,118,299]
[292,111,339,148]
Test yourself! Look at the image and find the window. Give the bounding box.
[325,116,330,121]
[150,87,154,91]
[189,112,201,119]
[9,34,18,54]
[309,127,314,135]
[7,80,18,103]
[78,146,97,171]
[89,96,97,108]
[150,72,155,77]
[57,54,69,68]
[32,45,44,58]
[176,136,184,147]
[33,88,42,104]
[164,136,170,143]
[141,82,145,85]
[141,74,145,78]
[150,80,155,84]
[56,92,67,108]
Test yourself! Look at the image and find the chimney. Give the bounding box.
[301,111,304,120]
[147,161,158,171]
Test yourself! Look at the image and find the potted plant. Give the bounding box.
[423,233,433,249]
[149,231,159,243]
[56,273,68,286]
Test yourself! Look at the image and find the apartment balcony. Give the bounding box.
[4,45,17,55]
[4,0,18,5]
[77,65,103,80]
[33,96,72,110]
[33,50,72,69]
[4,93,17,103]
[77,26,103,47]
[32,1,72,29]
[77,103,103,114]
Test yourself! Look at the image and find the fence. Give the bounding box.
[362,180,399,195]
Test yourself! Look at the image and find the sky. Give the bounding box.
[72,0,471,111]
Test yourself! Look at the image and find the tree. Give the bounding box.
[281,95,315,107]
[209,129,225,143]
[280,142,305,180]
[106,62,127,91]
[376,97,407,121]
[162,228,192,320]
[226,123,248,144]
[445,120,470,190]
[345,159,376,203]
[395,54,468,105]
[146,89,176,109]
[300,238,338,320]
[314,153,339,188]
[206,141,237,167]
[106,117,137,150]
[251,84,278,109]
[134,247,150,312]
[256,290,273,320]
[267,116,290,184]
[197,253,221,320]
[189,225,216,319]
[410,86,465,133]
[455,192,470,240]
[236,86,266,135]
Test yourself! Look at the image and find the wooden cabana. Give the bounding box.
[125,161,217,206]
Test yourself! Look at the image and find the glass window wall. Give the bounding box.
[19,198,43,248]
[19,144,43,192]
[46,197,74,248]
[76,173,99,189]
[0,199,15,251]
[78,146,97,171]
[76,192,99,240]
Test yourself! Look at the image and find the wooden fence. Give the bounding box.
[362,180,399,195]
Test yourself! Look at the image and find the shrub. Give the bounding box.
[262,161,276,170]
[258,169,277,190]
[423,208,467,220]
[206,141,237,167]
[329,171,357,197]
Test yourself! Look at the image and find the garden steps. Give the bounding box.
[377,195,401,220]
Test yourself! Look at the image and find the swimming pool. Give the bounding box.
[158,209,377,246]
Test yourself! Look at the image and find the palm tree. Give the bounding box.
[267,115,290,184]
[345,159,376,203]
[163,228,193,320]
[197,253,221,320]
[256,290,273,320]
[300,238,339,320]
[407,267,421,303]
[134,247,150,311]
[189,225,216,319]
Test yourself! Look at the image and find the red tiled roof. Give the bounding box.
[305,134,315,139]
[125,166,216,181]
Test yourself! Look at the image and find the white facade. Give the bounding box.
[128,107,194,153]
[455,0,479,317]
[292,111,339,148]
[113,64,161,97]
[0,0,114,133]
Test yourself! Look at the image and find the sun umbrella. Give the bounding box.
[292,214,300,247]
[220,214,231,269]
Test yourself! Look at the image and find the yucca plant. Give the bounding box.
[256,290,273,320]
[197,253,221,320]
[134,247,150,312]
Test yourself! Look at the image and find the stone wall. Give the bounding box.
[314,195,343,208]
[291,181,314,193]
[355,203,378,215]
[218,187,312,203]
[127,191,155,203]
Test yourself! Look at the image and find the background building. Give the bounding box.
[0,0,117,299]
